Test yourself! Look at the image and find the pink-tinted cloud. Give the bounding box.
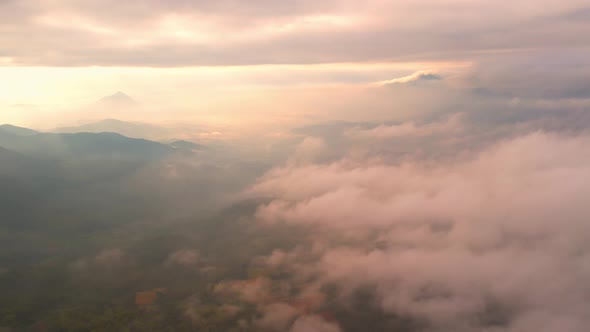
[251,132,590,331]
[2,0,590,66]
[290,315,342,332]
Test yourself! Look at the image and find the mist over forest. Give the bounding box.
[3,98,590,331]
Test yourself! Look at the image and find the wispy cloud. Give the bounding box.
[377,70,442,85]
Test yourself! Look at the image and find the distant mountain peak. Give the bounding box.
[97,91,138,106]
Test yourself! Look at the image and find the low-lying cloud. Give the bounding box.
[250,131,590,331]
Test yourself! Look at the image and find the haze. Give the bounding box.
[1,1,590,331]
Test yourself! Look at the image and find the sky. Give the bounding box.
[1,0,590,130]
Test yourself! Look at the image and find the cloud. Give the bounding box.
[378,70,442,85]
[166,249,200,267]
[347,113,463,139]
[465,50,590,100]
[251,132,590,331]
[290,137,328,164]
[2,1,590,66]
[254,303,300,331]
[71,248,129,270]
[214,277,274,304]
[289,315,342,332]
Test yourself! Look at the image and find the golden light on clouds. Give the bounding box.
[35,12,117,36]
[0,60,471,129]
[1,0,588,130]
[34,10,368,48]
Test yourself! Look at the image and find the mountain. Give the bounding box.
[97,91,138,106]
[0,124,173,160]
[55,118,209,141]
[91,91,139,112]
[55,119,176,140]
[0,124,38,136]
[0,146,38,174]
[0,146,61,226]
[168,140,204,151]
[0,124,177,228]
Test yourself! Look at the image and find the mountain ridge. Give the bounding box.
[0,124,174,160]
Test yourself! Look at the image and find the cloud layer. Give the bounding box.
[251,131,590,331]
[2,0,590,66]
